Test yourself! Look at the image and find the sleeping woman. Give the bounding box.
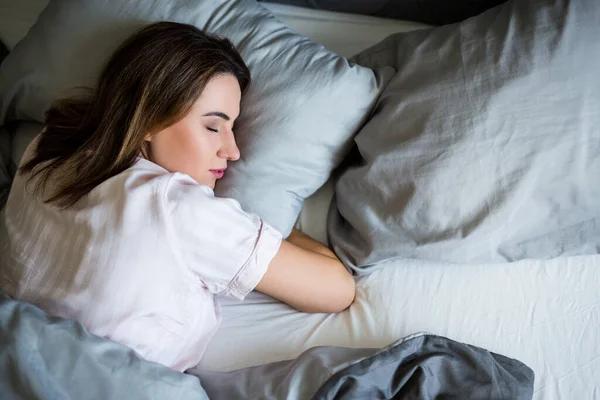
[0,22,355,371]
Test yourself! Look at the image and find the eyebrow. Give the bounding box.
[202,111,230,121]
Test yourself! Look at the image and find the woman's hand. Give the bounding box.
[255,229,355,314]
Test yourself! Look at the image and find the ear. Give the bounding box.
[144,134,152,142]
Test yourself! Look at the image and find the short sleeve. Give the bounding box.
[163,174,282,301]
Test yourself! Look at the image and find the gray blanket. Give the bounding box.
[0,292,533,399]
[190,333,534,399]
[328,0,600,270]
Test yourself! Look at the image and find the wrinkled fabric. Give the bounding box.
[190,333,534,400]
[329,0,600,271]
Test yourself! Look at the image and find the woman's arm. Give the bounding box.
[286,228,338,260]
[255,229,355,314]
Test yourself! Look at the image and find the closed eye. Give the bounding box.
[207,127,219,133]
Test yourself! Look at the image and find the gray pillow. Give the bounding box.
[328,0,600,272]
[260,0,507,25]
[0,0,386,237]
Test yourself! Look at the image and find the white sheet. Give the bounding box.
[204,255,600,399]
[2,2,598,399]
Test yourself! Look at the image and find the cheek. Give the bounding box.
[168,124,198,148]
[151,125,217,170]
[156,124,195,152]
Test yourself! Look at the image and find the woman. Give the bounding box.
[0,22,355,371]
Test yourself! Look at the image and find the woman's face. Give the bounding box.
[146,74,241,189]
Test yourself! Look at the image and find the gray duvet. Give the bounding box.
[328,0,600,271]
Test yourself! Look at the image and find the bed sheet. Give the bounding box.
[203,255,600,399]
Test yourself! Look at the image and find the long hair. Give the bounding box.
[19,22,250,209]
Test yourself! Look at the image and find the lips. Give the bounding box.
[210,169,226,179]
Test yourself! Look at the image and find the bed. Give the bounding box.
[1,1,599,399]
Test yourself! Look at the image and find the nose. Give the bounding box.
[217,130,240,161]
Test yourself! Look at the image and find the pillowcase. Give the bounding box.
[259,0,507,25]
[0,0,386,237]
[0,292,209,399]
[328,0,600,272]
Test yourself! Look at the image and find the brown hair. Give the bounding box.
[19,21,250,209]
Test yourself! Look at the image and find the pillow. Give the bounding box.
[0,293,209,399]
[0,0,387,237]
[259,0,507,25]
[328,0,600,271]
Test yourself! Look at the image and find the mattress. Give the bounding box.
[1,3,599,399]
